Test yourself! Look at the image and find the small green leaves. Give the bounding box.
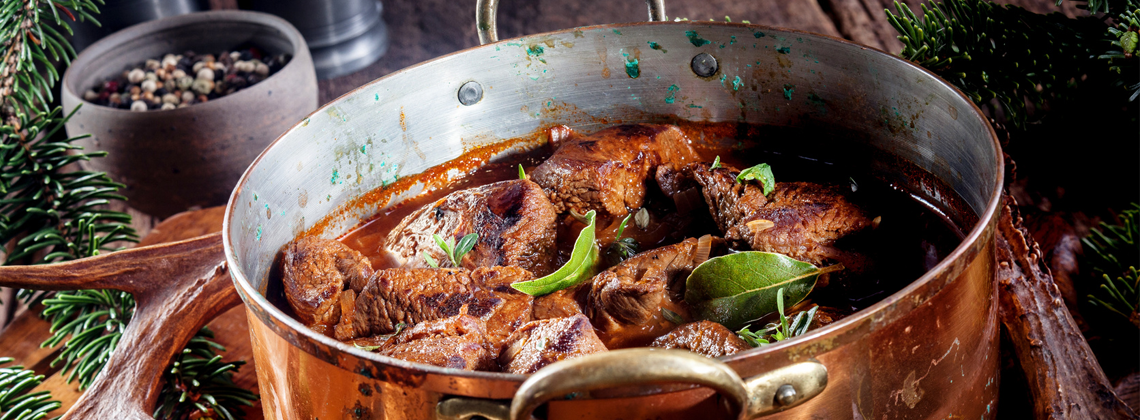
[711,155,722,169]
[605,214,640,266]
[518,164,527,180]
[736,163,775,196]
[431,233,479,267]
[512,210,600,296]
[684,251,840,330]
[736,288,820,347]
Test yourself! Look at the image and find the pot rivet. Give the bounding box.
[775,384,797,406]
[458,81,484,106]
[690,53,718,77]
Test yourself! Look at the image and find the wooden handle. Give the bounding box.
[996,195,1138,419]
[0,232,239,419]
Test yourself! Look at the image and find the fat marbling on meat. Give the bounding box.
[383,179,559,276]
[530,124,701,218]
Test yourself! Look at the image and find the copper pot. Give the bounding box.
[224,1,1002,418]
[0,1,1002,419]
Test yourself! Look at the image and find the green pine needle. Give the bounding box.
[1083,203,1139,325]
[885,0,1132,129]
[0,358,61,420]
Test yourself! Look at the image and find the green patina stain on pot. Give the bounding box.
[719,74,727,87]
[256,225,263,241]
[331,169,339,184]
[783,84,795,100]
[729,35,737,45]
[665,84,679,104]
[777,46,791,54]
[732,76,743,91]
[625,58,639,78]
[685,30,710,47]
[754,31,766,38]
[613,29,622,35]
[647,41,666,53]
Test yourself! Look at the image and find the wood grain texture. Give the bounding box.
[996,195,1137,419]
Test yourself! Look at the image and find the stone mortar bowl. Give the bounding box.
[62,10,318,218]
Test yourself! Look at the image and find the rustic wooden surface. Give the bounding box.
[0,0,1093,418]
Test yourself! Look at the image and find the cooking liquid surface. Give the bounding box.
[326,140,965,335]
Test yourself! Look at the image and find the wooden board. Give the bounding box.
[0,206,262,419]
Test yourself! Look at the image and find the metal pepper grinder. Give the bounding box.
[248,0,389,79]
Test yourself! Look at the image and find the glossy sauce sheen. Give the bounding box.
[333,138,964,325]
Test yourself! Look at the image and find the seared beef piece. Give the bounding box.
[383,179,559,276]
[499,314,608,374]
[649,321,751,358]
[335,266,534,350]
[281,237,374,329]
[530,124,701,218]
[532,283,589,320]
[690,165,872,268]
[375,314,496,371]
[586,237,703,344]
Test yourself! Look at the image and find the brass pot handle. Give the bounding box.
[508,348,827,420]
[476,0,667,45]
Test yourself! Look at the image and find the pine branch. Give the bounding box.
[886,0,1116,129]
[1083,203,1139,326]
[0,358,61,420]
[154,328,258,420]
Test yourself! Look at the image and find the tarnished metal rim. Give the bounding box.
[224,20,1003,387]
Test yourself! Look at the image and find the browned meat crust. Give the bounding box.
[498,314,608,374]
[530,124,701,218]
[691,165,871,269]
[375,314,496,370]
[281,237,373,330]
[532,283,588,320]
[649,320,751,358]
[383,179,559,276]
[335,266,534,351]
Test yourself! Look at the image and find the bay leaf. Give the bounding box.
[684,251,839,330]
[512,210,599,296]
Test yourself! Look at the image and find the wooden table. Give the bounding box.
[0,0,1082,417]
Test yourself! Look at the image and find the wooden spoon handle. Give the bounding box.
[0,232,240,419]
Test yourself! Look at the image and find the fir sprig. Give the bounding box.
[886,0,1109,128]
[1083,203,1139,326]
[0,0,101,118]
[0,358,61,420]
[154,328,257,420]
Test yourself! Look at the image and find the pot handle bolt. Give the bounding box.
[691,52,719,77]
[774,384,797,406]
[458,81,484,106]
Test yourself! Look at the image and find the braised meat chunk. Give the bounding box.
[335,266,534,350]
[691,165,872,269]
[499,314,608,374]
[587,237,707,347]
[375,314,496,370]
[532,283,588,320]
[383,179,559,275]
[650,321,751,358]
[281,237,374,330]
[530,124,701,218]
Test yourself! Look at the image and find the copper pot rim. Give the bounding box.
[60,9,311,114]
[222,20,1004,383]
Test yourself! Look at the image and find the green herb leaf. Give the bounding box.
[711,156,722,169]
[433,234,454,264]
[423,252,439,268]
[662,308,685,324]
[735,163,775,195]
[453,233,479,264]
[354,343,383,351]
[512,210,600,296]
[684,251,840,330]
[519,164,527,180]
[615,214,633,239]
